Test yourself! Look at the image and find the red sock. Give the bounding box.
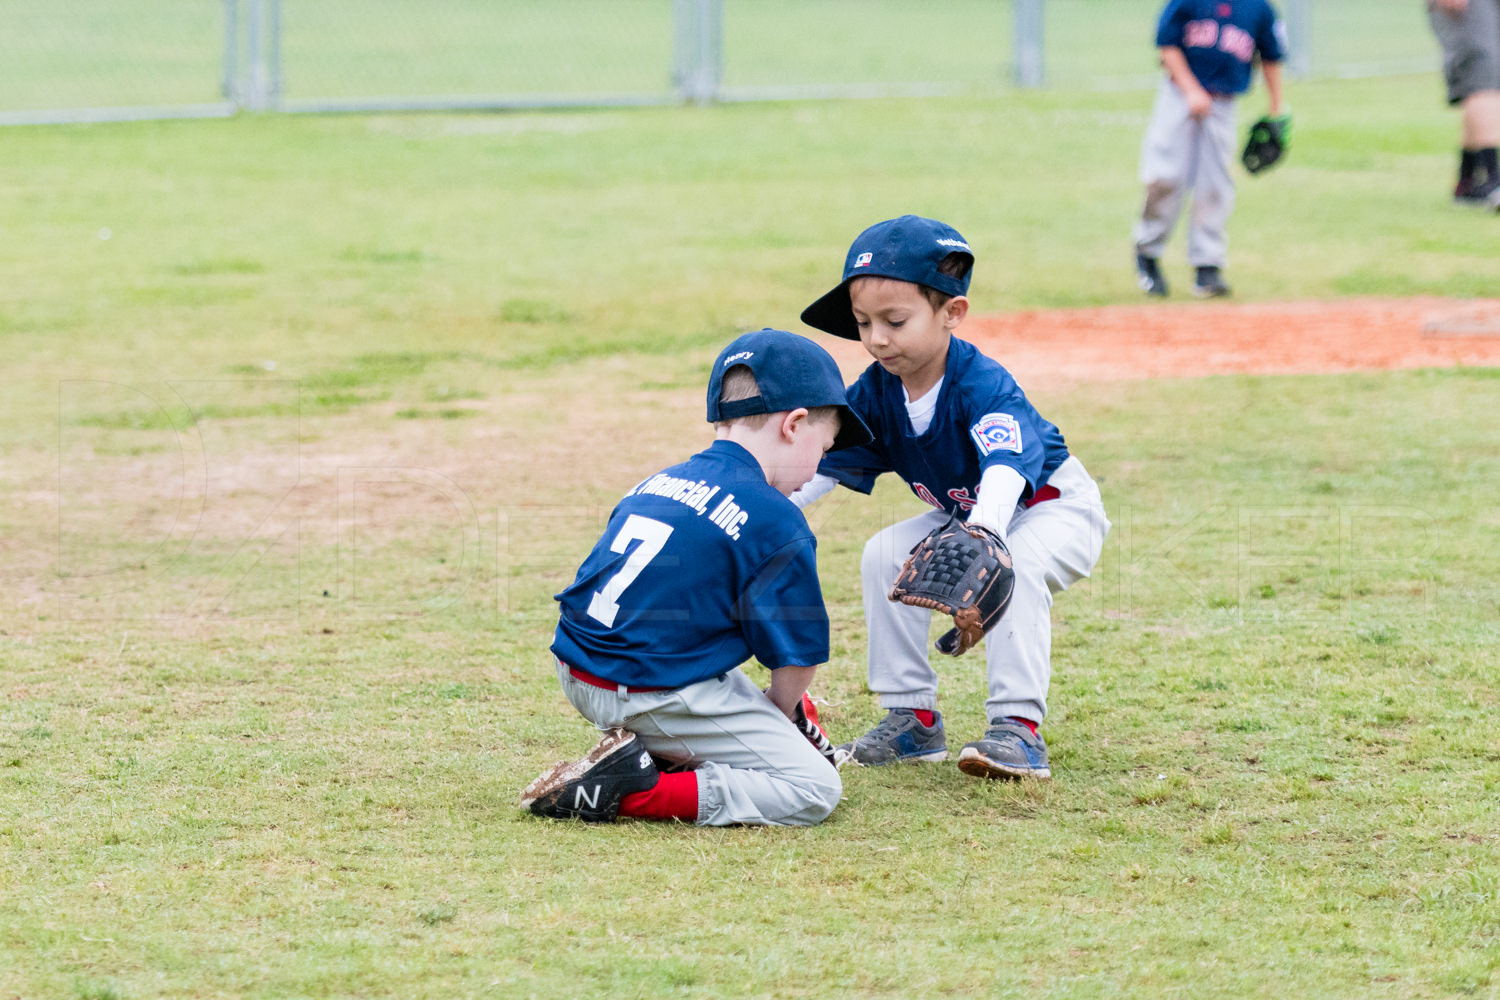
[913,709,936,728]
[800,693,822,730]
[1008,716,1038,736]
[619,771,699,821]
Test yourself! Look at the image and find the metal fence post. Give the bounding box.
[245,0,266,110]
[1285,0,1312,79]
[237,0,283,111]
[1014,0,1045,88]
[673,0,722,103]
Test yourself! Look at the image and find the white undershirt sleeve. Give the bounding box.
[967,465,1027,540]
[790,473,839,510]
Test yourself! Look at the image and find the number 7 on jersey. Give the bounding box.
[586,515,673,628]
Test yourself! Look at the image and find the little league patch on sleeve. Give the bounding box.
[970,412,1022,455]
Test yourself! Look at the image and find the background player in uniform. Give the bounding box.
[521,328,871,826]
[1428,0,1500,208]
[1133,0,1286,298]
[795,215,1111,780]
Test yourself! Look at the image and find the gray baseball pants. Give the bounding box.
[1133,77,1240,269]
[859,456,1110,725]
[556,659,841,827]
[1430,0,1500,104]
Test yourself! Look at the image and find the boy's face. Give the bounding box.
[848,277,965,391]
[768,411,839,497]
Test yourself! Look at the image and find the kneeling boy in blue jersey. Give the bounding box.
[797,215,1111,780]
[521,328,872,825]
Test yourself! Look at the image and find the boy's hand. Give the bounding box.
[1185,87,1213,120]
[766,687,837,767]
[1160,46,1212,119]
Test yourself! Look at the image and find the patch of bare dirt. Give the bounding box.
[952,297,1500,390]
[13,298,1500,626]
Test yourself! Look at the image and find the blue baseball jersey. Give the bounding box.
[551,440,829,689]
[818,336,1069,517]
[1156,0,1286,96]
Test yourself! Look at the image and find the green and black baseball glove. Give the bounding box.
[1242,113,1291,175]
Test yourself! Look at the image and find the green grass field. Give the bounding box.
[3,74,1500,998]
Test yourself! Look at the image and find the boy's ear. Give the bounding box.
[943,295,970,330]
[780,407,810,442]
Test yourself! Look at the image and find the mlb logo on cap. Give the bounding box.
[801,215,975,340]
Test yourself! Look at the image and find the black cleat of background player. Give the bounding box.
[1136,254,1169,297]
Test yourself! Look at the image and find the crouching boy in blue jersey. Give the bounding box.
[521,328,871,826]
[796,215,1111,780]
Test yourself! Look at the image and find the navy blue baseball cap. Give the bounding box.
[800,215,975,340]
[706,328,872,451]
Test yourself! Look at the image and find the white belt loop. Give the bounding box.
[617,684,628,700]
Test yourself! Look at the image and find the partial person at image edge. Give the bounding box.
[1429,0,1500,209]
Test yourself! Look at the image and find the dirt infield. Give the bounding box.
[13,296,1500,620]
[943,297,1500,389]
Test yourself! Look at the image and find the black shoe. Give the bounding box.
[1454,176,1500,210]
[520,728,659,822]
[1192,265,1231,298]
[1135,254,1168,297]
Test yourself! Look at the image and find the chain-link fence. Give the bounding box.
[1039,0,1438,90]
[0,0,235,123]
[0,0,1442,126]
[279,0,679,112]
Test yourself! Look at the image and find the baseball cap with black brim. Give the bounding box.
[705,328,872,451]
[800,215,974,341]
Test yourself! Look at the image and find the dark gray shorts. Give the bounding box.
[1431,0,1500,103]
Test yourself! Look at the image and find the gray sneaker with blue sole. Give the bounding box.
[836,708,948,766]
[957,720,1051,780]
